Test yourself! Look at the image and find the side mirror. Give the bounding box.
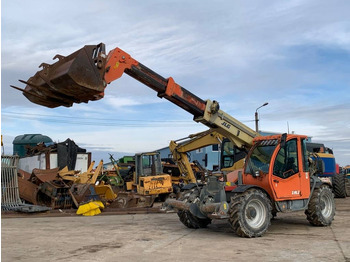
[280,133,287,148]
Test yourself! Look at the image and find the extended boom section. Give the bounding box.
[13,43,257,149]
[13,43,206,117]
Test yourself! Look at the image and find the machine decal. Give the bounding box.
[221,121,231,129]
[114,61,120,69]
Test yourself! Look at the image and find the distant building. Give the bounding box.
[158,143,220,171]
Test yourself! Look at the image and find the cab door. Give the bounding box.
[271,139,303,200]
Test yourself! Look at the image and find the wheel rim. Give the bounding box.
[320,192,333,218]
[245,199,266,229]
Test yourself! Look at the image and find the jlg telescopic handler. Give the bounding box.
[12,43,335,237]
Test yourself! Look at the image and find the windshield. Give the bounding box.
[245,142,277,175]
[138,153,163,176]
[221,139,246,169]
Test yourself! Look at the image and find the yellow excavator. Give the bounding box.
[13,43,335,237]
[113,151,173,208]
[169,128,247,183]
[169,129,223,183]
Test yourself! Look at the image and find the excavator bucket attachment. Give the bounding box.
[12,43,107,108]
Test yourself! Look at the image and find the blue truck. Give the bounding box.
[307,143,346,198]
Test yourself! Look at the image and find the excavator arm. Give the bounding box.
[13,43,258,149]
[169,129,224,183]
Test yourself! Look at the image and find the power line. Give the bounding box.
[2,113,199,127]
[313,138,350,142]
[2,111,192,123]
[2,111,254,127]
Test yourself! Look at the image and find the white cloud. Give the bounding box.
[103,95,163,110]
[2,0,350,166]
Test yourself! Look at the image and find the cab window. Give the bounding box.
[301,138,309,172]
[221,139,246,169]
[273,139,299,179]
[244,141,276,175]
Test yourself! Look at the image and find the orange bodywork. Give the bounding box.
[103,47,206,117]
[165,77,206,113]
[104,48,139,84]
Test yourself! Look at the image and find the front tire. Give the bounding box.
[228,188,272,238]
[177,189,211,229]
[305,185,335,226]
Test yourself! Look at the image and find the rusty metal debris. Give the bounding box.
[14,159,118,212]
[17,167,73,209]
[38,180,73,209]
[1,155,50,213]
[18,169,40,205]
[70,184,99,207]
[109,191,157,208]
[4,150,182,214]
[30,168,60,184]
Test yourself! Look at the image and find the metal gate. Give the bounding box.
[1,155,50,212]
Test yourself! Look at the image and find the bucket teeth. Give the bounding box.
[53,54,65,61]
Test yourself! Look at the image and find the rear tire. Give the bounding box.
[305,185,335,226]
[228,189,272,238]
[345,174,350,197]
[177,189,211,229]
[332,174,346,198]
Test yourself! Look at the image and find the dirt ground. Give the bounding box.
[2,198,350,262]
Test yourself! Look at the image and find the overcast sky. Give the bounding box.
[2,0,350,165]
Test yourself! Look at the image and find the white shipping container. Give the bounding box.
[18,152,91,173]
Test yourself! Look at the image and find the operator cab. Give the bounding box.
[243,134,311,201]
[135,152,163,182]
[133,152,173,196]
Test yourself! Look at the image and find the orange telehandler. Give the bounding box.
[12,43,335,237]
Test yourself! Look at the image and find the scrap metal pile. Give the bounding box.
[2,151,179,216]
[2,133,207,217]
[15,160,117,215]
